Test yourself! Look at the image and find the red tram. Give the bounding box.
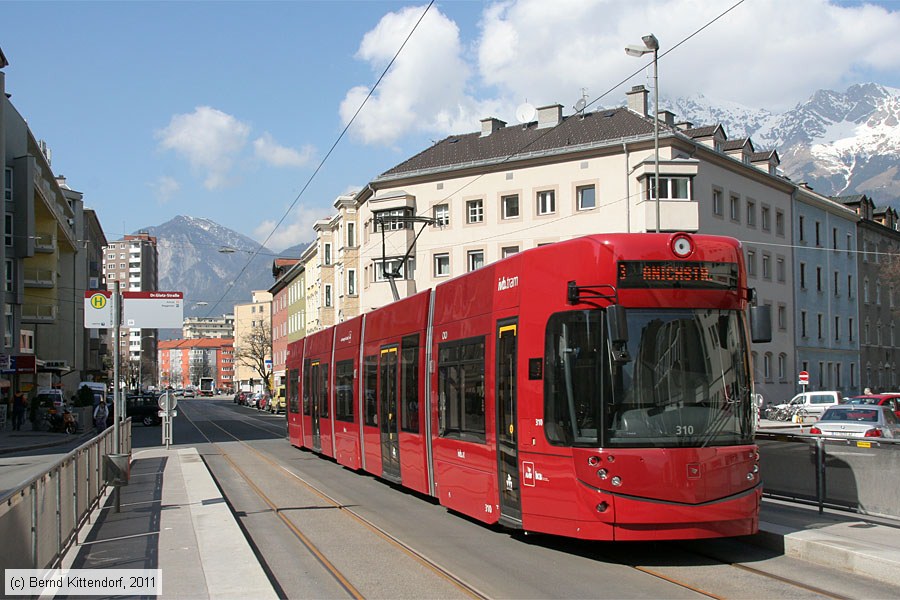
[286,232,771,541]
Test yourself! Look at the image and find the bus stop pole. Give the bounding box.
[112,281,121,512]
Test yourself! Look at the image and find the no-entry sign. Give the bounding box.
[798,370,809,386]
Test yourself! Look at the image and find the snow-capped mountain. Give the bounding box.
[139,216,283,326]
[665,83,900,205]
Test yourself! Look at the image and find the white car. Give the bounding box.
[808,405,900,439]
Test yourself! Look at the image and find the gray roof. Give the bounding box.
[681,124,724,139]
[722,138,754,152]
[832,194,868,206]
[378,108,657,179]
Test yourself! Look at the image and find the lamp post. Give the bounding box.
[136,334,156,393]
[625,33,660,233]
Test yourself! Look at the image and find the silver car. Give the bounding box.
[809,405,900,439]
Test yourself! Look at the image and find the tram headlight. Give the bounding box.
[747,472,755,481]
[588,456,601,467]
[596,502,609,513]
[597,468,608,480]
[752,464,759,473]
[611,476,622,487]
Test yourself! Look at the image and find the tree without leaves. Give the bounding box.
[234,320,272,394]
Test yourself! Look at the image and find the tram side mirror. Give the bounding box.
[750,305,772,344]
[607,304,631,363]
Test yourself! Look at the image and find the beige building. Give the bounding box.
[350,86,798,402]
[183,314,235,339]
[233,290,271,391]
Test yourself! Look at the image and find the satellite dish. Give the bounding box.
[574,98,587,113]
[516,102,536,124]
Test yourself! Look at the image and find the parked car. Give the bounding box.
[844,394,900,419]
[775,391,844,419]
[245,392,260,409]
[808,405,900,438]
[183,388,196,398]
[268,387,286,414]
[126,393,162,426]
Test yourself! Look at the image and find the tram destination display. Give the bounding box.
[617,261,738,289]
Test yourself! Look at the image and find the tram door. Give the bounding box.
[496,320,521,525]
[379,346,401,481]
[309,360,322,452]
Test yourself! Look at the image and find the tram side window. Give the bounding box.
[438,336,486,443]
[401,334,420,433]
[336,360,354,421]
[320,363,330,418]
[364,355,378,426]
[302,360,311,416]
[288,368,300,413]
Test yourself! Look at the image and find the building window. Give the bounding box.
[4,214,12,247]
[801,311,807,338]
[864,278,869,303]
[799,216,805,242]
[646,176,690,200]
[467,250,484,272]
[434,253,450,277]
[776,210,785,236]
[777,305,787,330]
[834,271,839,296]
[433,204,449,227]
[747,200,756,227]
[374,208,413,232]
[849,317,854,342]
[323,243,332,266]
[466,199,484,224]
[761,206,770,231]
[5,259,12,293]
[729,194,740,221]
[347,269,357,296]
[501,246,519,258]
[876,281,881,305]
[576,185,596,210]
[763,353,772,380]
[747,250,756,277]
[712,189,723,216]
[834,316,840,341]
[374,258,414,282]
[817,313,824,339]
[832,227,838,250]
[816,266,823,292]
[501,194,519,219]
[848,275,854,299]
[762,254,771,279]
[3,168,11,202]
[815,221,822,246]
[324,284,332,307]
[346,222,356,247]
[537,190,556,215]
[778,354,786,381]
[776,257,785,282]
[799,263,806,289]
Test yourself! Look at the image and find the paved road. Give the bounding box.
[162,398,899,599]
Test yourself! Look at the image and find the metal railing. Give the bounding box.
[0,420,132,569]
[757,431,900,520]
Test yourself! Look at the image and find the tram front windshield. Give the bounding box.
[544,308,753,448]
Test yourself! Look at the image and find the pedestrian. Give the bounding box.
[864,387,872,395]
[93,399,109,431]
[11,391,26,431]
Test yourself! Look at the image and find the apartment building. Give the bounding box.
[835,194,900,391]
[103,232,159,388]
[350,86,803,401]
[269,259,301,391]
[81,208,109,383]
[1,58,98,398]
[158,337,234,391]
[183,314,235,339]
[233,290,272,392]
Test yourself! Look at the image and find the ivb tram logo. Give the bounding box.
[497,275,519,291]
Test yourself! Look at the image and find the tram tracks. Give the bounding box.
[179,402,877,599]
[179,402,488,600]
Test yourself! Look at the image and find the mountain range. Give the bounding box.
[144,83,900,327]
[665,83,900,205]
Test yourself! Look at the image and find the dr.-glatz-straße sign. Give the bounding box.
[123,291,184,329]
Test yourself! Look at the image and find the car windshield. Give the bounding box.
[544,308,753,448]
[846,397,878,405]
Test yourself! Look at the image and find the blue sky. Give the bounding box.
[2,0,899,252]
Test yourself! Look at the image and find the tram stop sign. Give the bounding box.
[798,370,809,386]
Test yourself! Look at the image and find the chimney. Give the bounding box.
[480,117,507,137]
[626,85,649,117]
[657,110,676,128]
[675,121,693,131]
[537,104,563,129]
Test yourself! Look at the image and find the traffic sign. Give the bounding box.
[84,290,114,328]
[798,370,809,385]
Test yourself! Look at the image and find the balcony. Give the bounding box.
[32,232,56,253]
[22,303,57,323]
[23,268,56,288]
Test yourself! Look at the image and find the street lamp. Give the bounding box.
[626,33,660,233]
[136,334,156,392]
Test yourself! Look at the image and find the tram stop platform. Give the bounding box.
[57,447,900,597]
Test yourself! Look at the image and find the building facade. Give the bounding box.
[233,290,272,392]
[158,337,234,391]
[183,314,235,339]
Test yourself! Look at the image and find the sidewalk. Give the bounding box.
[0,422,94,455]
[61,447,278,599]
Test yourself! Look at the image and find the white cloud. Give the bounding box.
[156,106,251,189]
[252,204,326,252]
[253,133,316,168]
[342,0,900,145]
[340,4,499,145]
[150,176,180,204]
